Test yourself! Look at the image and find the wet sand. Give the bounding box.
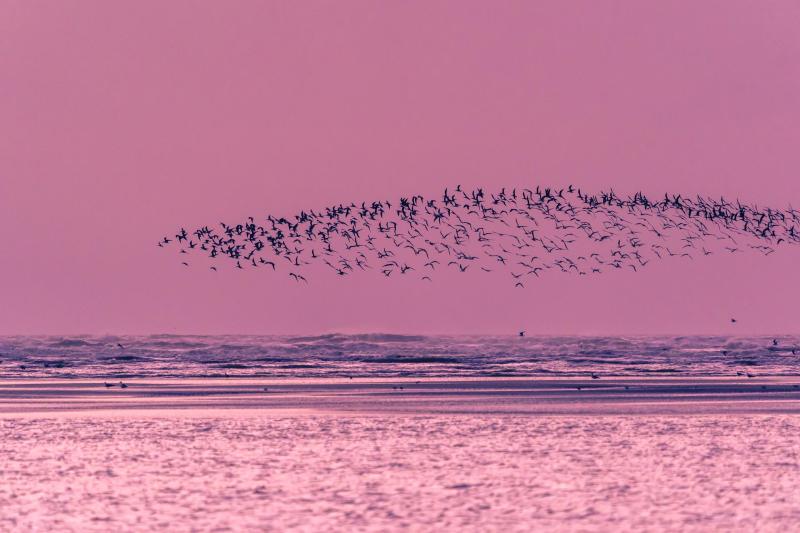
[3,378,800,531]
[2,376,800,417]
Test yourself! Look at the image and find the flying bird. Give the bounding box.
[160,186,800,290]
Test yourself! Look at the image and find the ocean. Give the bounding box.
[1,334,798,378]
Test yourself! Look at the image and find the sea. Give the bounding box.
[1,334,798,379]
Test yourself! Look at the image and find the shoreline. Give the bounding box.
[3,376,800,417]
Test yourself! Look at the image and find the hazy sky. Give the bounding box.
[2,1,799,335]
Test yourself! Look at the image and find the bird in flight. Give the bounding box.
[161,186,800,288]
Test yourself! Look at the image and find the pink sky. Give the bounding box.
[2,1,799,335]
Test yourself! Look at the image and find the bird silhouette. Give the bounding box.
[160,186,800,290]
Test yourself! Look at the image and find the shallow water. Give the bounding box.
[2,413,799,532]
[1,334,798,378]
[3,337,799,532]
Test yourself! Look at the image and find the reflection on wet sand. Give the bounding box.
[2,377,800,416]
[2,380,800,532]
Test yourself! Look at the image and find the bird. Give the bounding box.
[519,330,525,337]
[158,185,800,292]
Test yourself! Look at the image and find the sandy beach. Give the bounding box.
[0,377,800,418]
[3,378,800,531]
[2,376,800,416]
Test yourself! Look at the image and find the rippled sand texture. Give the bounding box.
[2,413,800,532]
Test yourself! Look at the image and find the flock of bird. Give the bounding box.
[161,185,800,287]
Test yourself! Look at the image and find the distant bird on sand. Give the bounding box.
[731,318,737,323]
[519,330,525,337]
